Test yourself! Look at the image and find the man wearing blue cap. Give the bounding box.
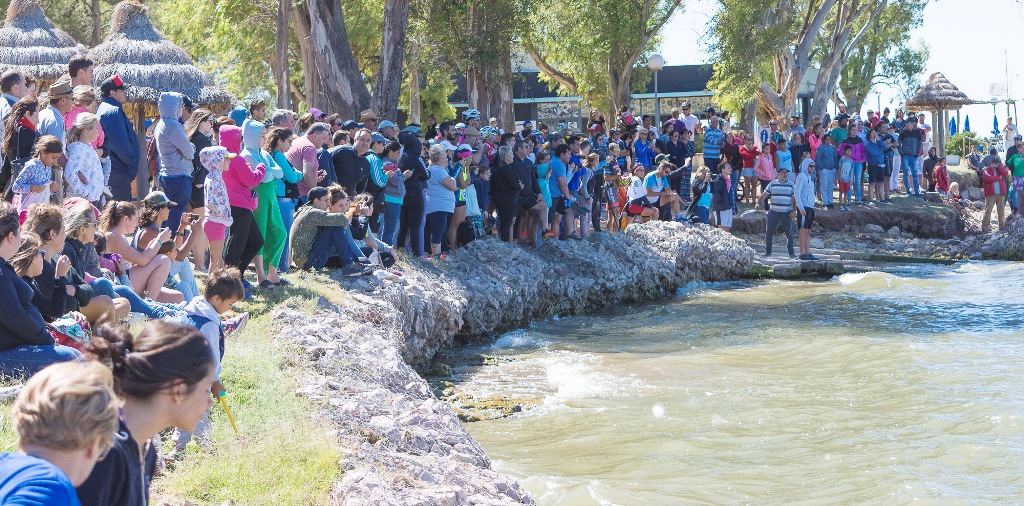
[363,132,389,232]
[377,120,398,141]
[97,74,138,201]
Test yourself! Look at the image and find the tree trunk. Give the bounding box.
[740,100,757,135]
[275,0,291,111]
[89,0,101,46]
[371,0,409,121]
[408,64,421,125]
[465,67,487,114]
[608,63,634,121]
[291,0,371,119]
[487,44,515,132]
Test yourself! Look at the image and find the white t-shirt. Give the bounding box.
[626,175,646,203]
[680,114,700,134]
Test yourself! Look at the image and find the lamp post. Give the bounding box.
[648,54,665,127]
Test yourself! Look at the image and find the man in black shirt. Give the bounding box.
[332,129,371,197]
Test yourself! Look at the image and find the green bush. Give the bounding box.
[949,132,987,158]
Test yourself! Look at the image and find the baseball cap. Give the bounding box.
[522,120,533,127]
[182,95,194,110]
[440,140,458,151]
[307,186,329,202]
[341,120,359,130]
[455,144,474,158]
[1015,134,1023,140]
[378,120,397,130]
[141,191,176,208]
[309,108,326,120]
[99,74,128,94]
[370,133,387,144]
[400,124,423,135]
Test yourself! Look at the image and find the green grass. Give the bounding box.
[154,269,346,505]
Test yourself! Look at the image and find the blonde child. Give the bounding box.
[200,146,233,272]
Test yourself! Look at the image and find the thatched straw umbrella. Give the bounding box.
[906,72,974,157]
[0,0,86,88]
[88,0,236,195]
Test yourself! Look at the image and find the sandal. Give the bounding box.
[273,278,291,286]
[258,280,276,289]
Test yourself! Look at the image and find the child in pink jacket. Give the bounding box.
[219,125,266,275]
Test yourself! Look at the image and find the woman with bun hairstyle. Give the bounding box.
[76,320,215,506]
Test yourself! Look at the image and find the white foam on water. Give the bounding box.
[490,329,549,349]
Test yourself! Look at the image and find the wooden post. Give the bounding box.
[135,108,147,200]
[408,64,420,125]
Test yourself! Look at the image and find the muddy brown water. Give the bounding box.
[451,261,1024,504]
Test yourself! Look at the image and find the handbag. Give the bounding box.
[464,182,482,217]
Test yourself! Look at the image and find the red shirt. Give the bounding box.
[739,145,761,168]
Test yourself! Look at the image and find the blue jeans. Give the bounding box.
[382,201,401,246]
[819,169,836,206]
[695,206,709,224]
[0,344,81,377]
[849,162,864,202]
[89,278,176,319]
[169,260,198,301]
[277,198,297,273]
[902,156,920,195]
[159,175,192,233]
[304,226,362,270]
[729,167,741,212]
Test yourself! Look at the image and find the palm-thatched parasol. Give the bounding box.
[88,0,236,119]
[906,72,975,157]
[0,0,86,88]
[88,0,236,196]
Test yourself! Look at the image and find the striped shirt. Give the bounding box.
[764,179,795,213]
[703,127,724,160]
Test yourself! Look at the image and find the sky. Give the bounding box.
[656,0,1024,134]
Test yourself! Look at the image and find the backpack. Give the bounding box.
[185,313,225,359]
[457,218,477,246]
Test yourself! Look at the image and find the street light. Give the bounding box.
[648,54,665,127]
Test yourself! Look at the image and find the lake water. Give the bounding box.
[454,262,1024,505]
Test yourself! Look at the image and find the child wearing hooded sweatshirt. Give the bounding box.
[154,92,196,232]
[201,146,234,273]
[220,125,267,278]
[240,121,286,288]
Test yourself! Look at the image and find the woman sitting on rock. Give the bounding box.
[289,186,373,276]
[100,201,182,303]
[0,202,81,377]
[23,204,128,324]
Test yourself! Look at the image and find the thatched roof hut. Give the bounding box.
[88,0,235,117]
[0,0,86,87]
[906,72,974,110]
[906,72,976,157]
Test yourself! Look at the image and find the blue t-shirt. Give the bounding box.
[643,171,668,204]
[548,157,567,198]
[424,165,455,214]
[0,453,80,505]
[703,127,724,159]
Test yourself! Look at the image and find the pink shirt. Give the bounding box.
[285,136,319,196]
[64,107,105,149]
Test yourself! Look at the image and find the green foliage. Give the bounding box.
[949,131,987,158]
[524,0,679,114]
[706,0,789,108]
[151,0,279,105]
[417,71,457,122]
[838,0,929,110]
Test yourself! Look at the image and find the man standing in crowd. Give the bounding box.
[678,102,701,136]
[358,109,379,132]
[249,99,267,122]
[97,75,138,201]
[37,81,73,144]
[68,56,93,87]
[0,70,24,140]
[462,109,481,130]
[287,122,331,198]
[378,120,398,141]
[757,167,796,258]
[898,115,923,198]
[830,115,849,145]
[785,116,804,140]
[548,144,575,239]
[703,116,725,176]
[794,160,817,261]
[271,109,296,132]
[333,128,371,197]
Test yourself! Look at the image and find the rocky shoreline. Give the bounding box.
[270,222,754,505]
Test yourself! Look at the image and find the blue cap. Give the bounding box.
[341,120,359,130]
[370,133,388,144]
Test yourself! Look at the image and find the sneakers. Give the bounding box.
[223,312,249,337]
[341,263,374,277]
[799,254,819,261]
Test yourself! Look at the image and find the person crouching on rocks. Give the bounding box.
[757,167,796,258]
[711,162,735,231]
[288,186,374,277]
